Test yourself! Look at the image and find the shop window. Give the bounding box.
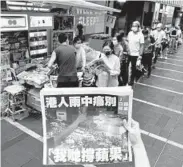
[54,16,74,31]
[160,4,163,9]
[158,13,162,22]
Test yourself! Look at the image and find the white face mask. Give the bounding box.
[131,27,138,32]
[113,40,118,46]
[75,44,81,49]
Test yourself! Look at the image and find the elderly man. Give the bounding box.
[151,23,166,64]
[127,21,144,86]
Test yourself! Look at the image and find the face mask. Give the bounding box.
[144,35,148,39]
[75,44,81,49]
[66,39,69,45]
[105,51,111,56]
[113,41,118,46]
[132,27,138,32]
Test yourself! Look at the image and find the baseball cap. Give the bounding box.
[133,21,140,27]
[156,23,163,28]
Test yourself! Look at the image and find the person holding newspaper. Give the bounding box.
[95,40,120,87]
[123,119,151,167]
[73,36,86,72]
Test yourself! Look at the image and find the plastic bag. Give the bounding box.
[136,59,141,67]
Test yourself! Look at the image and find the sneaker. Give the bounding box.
[160,56,163,59]
[152,64,155,69]
[164,57,168,60]
[147,74,150,78]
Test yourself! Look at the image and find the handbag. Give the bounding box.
[136,60,144,82]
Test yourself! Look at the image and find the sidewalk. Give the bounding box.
[1,120,43,167]
[1,46,183,167]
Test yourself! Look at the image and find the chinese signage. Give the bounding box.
[74,8,105,34]
[30,16,53,28]
[41,87,133,165]
[105,14,116,29]
[165,6,175,24]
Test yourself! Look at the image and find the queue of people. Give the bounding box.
[47,21,182,89]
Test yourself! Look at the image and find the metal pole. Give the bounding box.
[141,2,145,27]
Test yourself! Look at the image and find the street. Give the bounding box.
[1,46,183,167]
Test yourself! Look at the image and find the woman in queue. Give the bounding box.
[95,40,120,87]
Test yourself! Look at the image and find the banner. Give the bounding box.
[75,8,105,34]
[40,87,133,165]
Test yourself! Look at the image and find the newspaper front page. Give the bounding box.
[40,87,133,165]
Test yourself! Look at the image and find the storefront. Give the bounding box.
[151,0,183,27]
[0,0,120,119]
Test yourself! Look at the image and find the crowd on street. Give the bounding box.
[47,21,183,88]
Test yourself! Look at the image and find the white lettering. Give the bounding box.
[90,17,93,26]
[86,17,90,26]
[77,8,80,14]
[78,17,83,24]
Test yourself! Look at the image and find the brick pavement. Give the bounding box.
[1,46,183,167]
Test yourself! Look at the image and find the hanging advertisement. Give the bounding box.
[40,87,133,165]
[105,14,116,29]
[152,3,161,27]
[165,6,175,24]
[74,8,105,34]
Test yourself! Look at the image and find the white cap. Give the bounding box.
[156,23,163,28]
[133,21,140,27]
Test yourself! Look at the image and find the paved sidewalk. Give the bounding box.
[1,46,183,167]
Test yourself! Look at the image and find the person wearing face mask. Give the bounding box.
[151,23,166,66]
[95,40,120,87]
[127,21,144,86]
[113,34,124,60]
[112,34,124,86]
[142,29,155,78]
[73,36,86,72]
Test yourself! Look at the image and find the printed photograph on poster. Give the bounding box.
[40,87,133,165]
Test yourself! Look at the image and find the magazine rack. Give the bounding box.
[4,84,28,121]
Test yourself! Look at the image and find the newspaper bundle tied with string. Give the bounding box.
[40,87,133,166]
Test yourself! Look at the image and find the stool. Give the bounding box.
[4,84,27,121]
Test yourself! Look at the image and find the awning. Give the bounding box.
[7,0,121,13]
[149,0,183,8]
[50,0,121,13]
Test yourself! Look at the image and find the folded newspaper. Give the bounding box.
[41,87,133,166]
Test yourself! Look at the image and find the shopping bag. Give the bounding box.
[135,60,144,82]
[178,38,183,45]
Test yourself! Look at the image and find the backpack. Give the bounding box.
[171,29,177,36]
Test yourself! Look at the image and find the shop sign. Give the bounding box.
[166,6,175,18]
[153,3,160,22]
[30,16,53,28]
[105,14,116,29]
[75,8,105,34]
[40,87,133,165]
[0,14,28,31]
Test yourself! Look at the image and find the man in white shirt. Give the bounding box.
[177,26,182,45]
[127,21,144,86]
[151,23,166,65]
[73,36,86,72]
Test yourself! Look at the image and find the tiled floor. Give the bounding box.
[1,46,183,167]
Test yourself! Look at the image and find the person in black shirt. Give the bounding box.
[48,33,78,88]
